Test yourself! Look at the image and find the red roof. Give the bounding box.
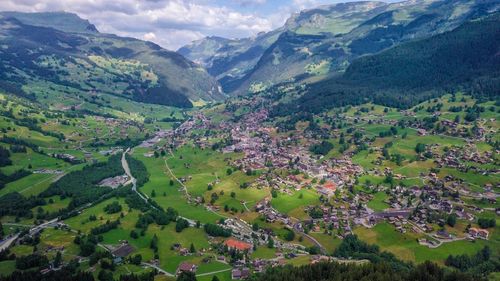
[323,181,336,190]
[224,238,252,251]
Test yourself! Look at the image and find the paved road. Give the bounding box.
[123,149,199,226]
[29,218,59,235]
[0,234,19,252]
[122,149,149,204]
[291,223,327,255]
[0,218,59,252]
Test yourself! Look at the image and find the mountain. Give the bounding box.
[180,0,500,95]
[178,36,233,65]
[0,12,224,108]
[178,29,283,93]
[271,13,500,115]
[0,11,99,33]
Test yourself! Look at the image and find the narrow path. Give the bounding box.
[289,222,327,255]
[196,268,232,277]
[163,158,190,199]
[141,262,174,277]
[242,201,252,212]
[163,158,223,223]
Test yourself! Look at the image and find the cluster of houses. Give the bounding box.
[52,153,81,164]
[468,227,489,240]
[126,95,498,280]
[434,144,497,175]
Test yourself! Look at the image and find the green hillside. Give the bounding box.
[272,13,500,115]
[179,0,499,95]
[0,13,224,109]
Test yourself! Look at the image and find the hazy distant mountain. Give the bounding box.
[0,11,99,33]
[178,29,283,93]
[0,12,224,108]
[180,0,500,95]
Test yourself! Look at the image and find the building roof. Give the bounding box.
[112,244,135,257]
[224,238,252,251]
[178,262,196,272]
[323,181,337,190]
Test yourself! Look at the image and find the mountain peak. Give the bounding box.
[0,11,99,33]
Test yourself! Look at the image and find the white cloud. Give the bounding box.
[143,32,157,41]
[0,0,384,49]
[235,0,267,6]
[0,0,275,49]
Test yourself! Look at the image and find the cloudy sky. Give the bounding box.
[0,0,396,50]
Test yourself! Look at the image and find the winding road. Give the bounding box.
[122,148,151,205]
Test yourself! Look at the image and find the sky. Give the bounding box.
[0,0,397,50]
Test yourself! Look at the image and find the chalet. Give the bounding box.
[436,229,451,239]
[469,228,489,239]
[176,262,197,276]
[231,268,250,280]
[478,229,489,239]
[112,243,135,257]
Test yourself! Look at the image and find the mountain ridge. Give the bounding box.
[271,12,500,115]
[0,12,224,108]
[180,0,500,95]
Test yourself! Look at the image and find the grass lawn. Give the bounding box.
[196,261,231,274]
[36,196,71,213]
[113,264,152,278]
[64,198,129,233]
[354,222,497,264]
[367,192,389,212]
[9,244,33,256]
[39,228,80,260]
[102,219,211,274]
[0,260,16,276]
[0,148,67,175]
[0,161,88,197]
[132,147,222,224]
[286,255,311,266]
[251,246,277,259]
[197,270,232,281]
[309,232,343,254]
[271,189,319,217]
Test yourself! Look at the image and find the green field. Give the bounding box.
[354,222,498,264]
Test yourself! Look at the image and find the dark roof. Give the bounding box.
[112,244,135,257]
[178,262,196,272]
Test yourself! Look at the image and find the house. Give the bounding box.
[323,181,337,191]
[176,262,197,276]
[469,227,478,237]
[478,229,489,239]
[112,243,135,257]
[469,228,489,239]
[232,268,250,280]
[436,229,451,239]
[224,238,252,252]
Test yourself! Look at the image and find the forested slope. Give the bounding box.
[272,13,500,115]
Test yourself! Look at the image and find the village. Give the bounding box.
[120,94,498,279]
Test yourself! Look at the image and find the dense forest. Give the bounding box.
[125,154,150,187]
[39,154,124,210]
[250,261,477,281]
[272,13,500,116]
